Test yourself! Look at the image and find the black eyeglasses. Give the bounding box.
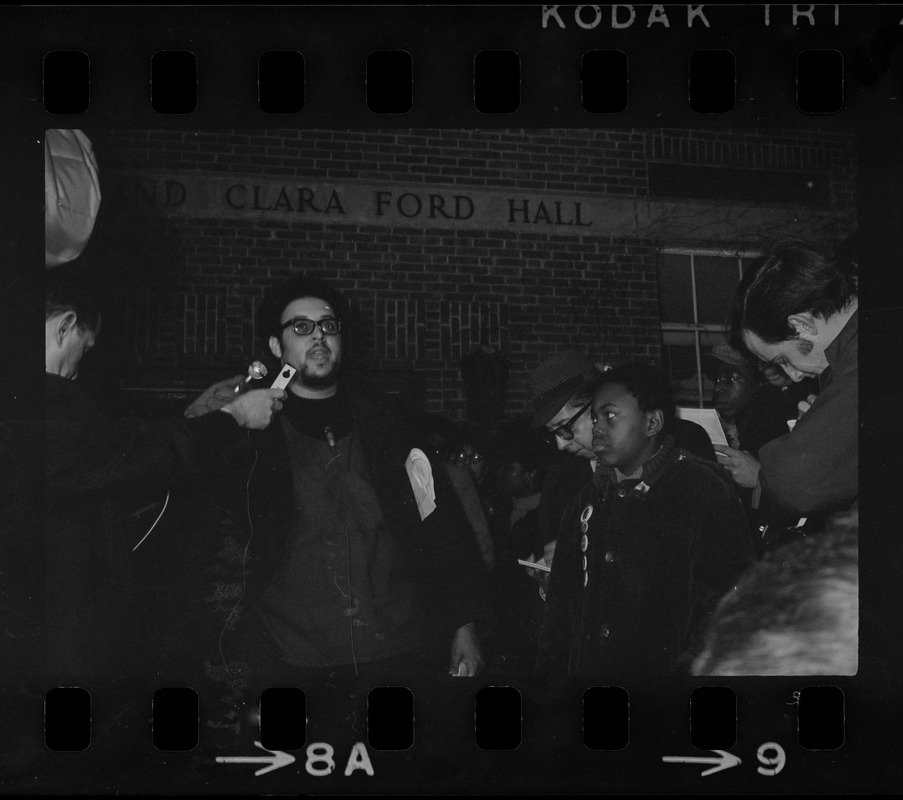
[281,317,342,336]
[549,400,593,441]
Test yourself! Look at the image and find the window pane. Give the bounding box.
[700,331,730,402]
[658,253,694,323]
[662,343,700,404]
[663,331,729,406]
[695,255,740,325]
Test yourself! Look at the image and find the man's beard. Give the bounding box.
[299,360,341,388]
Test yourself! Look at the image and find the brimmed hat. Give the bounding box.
[710,344,756,369]
[528,350,602,428]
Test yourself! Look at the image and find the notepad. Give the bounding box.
[676,407,729,447]
[517,559,552,573]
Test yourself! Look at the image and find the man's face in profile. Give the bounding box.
[46,312,100,380]
[545,398,595,459]
[743,328,828,382]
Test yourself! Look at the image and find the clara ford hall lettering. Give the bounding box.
[108,171,850,242]
[108,173,596,231]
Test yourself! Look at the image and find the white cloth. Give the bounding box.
[405,448,436,521]
[45,129,101,267]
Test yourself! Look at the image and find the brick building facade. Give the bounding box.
[85,127,857,420]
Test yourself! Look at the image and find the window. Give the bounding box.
[658,247,760,407]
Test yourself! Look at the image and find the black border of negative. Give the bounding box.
[2,4,902,796]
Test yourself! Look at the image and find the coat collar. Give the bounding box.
[824,307,857,372]
[594,434,681,492]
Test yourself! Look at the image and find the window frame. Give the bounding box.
[659,246,762,407]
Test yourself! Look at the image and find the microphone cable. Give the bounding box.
[215,423,359,680]
[326,425,359,677]
[131,491,171,552]
[218,436,258,677]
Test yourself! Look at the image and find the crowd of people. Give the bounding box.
[1,240,861,762]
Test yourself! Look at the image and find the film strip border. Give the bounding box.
[10,3,903,133]
[45,684,844,756]
[43,47,845,117]
[8,4,902,795]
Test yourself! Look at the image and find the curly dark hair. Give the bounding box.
[592,362,676,433]
[256,274,350,350]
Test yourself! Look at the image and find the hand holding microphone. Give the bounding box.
[221,364,296,429]
[185,361,292,420]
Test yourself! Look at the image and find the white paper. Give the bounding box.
[405,448,436,521]
[676,407,729,447]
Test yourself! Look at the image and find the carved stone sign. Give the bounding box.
[107,171,854,244]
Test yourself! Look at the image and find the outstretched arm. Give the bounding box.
[184,374,245,418]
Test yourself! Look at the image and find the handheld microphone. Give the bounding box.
[234,360,268,392]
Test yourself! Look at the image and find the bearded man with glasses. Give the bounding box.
[197,275,487,750]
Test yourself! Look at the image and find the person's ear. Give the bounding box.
[787,313,819,340]
[646,409,664,438]
[55,311,79,346]
[268,335,283,360]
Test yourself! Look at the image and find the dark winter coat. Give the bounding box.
[218,373,487,665]
[3,374,245,679]
[536,435,756,683]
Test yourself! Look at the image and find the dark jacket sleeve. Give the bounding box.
[354,386,489,640]
[416,454,491,636]
[45,381,245,498]
[757,352,858,521]
[535,456,592,551]
[681,461,757,662]
[737,387,795,458]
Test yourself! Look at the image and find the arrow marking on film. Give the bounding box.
[662,750,741,777]
[215,740,296,776]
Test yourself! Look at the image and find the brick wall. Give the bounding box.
[88,127,857,420]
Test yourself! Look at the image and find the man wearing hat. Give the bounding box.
[710,344,790,458]
[525,351,606,579]
[530,350,602,461]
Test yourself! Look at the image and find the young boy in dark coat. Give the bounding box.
[536,363,756,685]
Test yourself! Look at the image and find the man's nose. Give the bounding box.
[310,323,325,340]
[782,364,804,382]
